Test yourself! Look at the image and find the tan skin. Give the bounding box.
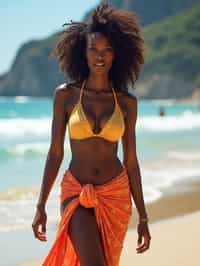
[32,32,151,265]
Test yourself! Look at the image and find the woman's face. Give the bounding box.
[86,32,115,75]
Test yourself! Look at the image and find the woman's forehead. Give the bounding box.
[87,32,111,46]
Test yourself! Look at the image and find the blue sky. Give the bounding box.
[0,0,100,74]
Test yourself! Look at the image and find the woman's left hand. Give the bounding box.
[136,221,151,253]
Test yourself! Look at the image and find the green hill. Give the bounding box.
[0,34,64,97]
[139,3,200,98]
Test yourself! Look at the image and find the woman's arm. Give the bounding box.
[122,95,147,218]
[36,86,67,208]
[122,94,151,252]
[32,85,68,241]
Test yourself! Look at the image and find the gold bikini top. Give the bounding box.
[67,80,125,142]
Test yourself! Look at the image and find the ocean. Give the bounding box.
[0,96,200,235]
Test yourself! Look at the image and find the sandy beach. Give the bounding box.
[19,177,200,266]
[120,211,200,266]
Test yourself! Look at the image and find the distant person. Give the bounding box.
[159,106,165,117]
[32,3,151,266]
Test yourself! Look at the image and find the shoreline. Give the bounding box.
[19,177,200,266]
[129,177,200,228]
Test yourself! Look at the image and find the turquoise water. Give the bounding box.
[0,96,200,233]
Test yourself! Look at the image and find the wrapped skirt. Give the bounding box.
[42,164,132,266]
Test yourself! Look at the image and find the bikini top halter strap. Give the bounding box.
[79,79,118,105]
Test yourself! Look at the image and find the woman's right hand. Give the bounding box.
[32,206,47,242]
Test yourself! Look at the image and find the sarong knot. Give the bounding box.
[79,184,98,208]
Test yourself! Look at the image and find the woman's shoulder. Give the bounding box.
[54,81,81,97]
[55,81,80,90]
[116,89,137,119]
[120,89,138,107]
[52,82,81,116]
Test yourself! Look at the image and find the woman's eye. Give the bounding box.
[106,48,113,52]
[88,47,113,54]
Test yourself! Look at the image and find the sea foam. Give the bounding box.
[138,111,200,132]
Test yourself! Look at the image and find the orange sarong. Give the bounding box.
[42,164,132,266]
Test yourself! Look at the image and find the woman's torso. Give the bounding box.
[63,81,128,186]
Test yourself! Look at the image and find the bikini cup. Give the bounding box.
[67,80,125,142]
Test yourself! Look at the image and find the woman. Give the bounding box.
[32,3,151,266]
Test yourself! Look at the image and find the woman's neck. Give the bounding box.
[85,76,112,92]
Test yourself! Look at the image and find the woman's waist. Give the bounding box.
[60,161,132,212]
[67,157,125,185]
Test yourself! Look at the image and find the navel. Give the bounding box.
[93,167,100,175]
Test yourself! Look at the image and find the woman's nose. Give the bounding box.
[96,53,103,59]
[96,56,105,63]
[96,50,105,59]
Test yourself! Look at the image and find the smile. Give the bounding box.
[94,63,105,67]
